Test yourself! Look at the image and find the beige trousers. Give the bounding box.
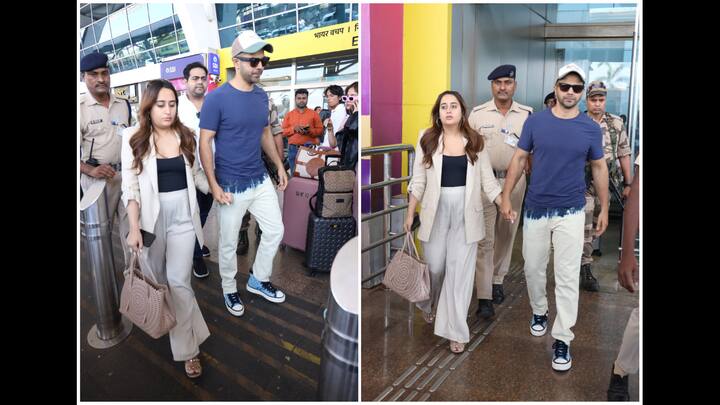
[475,176,525,299]
[614,307,639,376]
[143,189,210,361]
[522,208,584,344]
[416,187,477,344]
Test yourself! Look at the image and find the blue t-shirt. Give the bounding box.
[199,83,269,193]
[517,108,603,215]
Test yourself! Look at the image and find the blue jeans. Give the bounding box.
[288,142,316,175]
[193,189,214,258]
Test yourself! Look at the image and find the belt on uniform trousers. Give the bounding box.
[493,170,507,179]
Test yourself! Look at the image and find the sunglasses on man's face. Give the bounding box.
[236,56,270,68]
[341,95,356,102]
[557,83,584,93]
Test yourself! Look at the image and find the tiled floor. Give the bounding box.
[81,205,332,400]
[361,216,640,401]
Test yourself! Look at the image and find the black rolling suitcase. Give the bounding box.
[305,212,356,272]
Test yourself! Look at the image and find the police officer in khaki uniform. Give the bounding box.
[580,80,633,291]
[79,52,132,266]
[469,65,533,318]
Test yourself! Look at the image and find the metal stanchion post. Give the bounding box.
[80,181,132,348]
[318,237,358,401]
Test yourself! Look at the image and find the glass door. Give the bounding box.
[542,39,634,119]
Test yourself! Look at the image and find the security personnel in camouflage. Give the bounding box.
[581,81,633,291]
[469,64,533,318]
[269,100,284,159]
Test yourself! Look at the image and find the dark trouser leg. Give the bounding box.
[237,212,251,255]
[193,190,214,259]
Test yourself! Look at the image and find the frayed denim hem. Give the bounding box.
[524,205,584,220]
[219,173,269,195]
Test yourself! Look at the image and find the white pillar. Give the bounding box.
[174,2,221,53]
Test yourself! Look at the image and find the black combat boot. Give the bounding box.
[607,365,630,401]
[492,284,505,305]
[476,299,495,319]
[580,263,599,292]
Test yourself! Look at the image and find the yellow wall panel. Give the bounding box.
[401,4,452,187]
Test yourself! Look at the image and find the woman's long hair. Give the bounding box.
[129,79,196,173]
[419,90,483,168]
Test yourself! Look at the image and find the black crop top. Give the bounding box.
[156,155,188,192]
[441,155,467,187]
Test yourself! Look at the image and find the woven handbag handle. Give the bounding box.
[126,252,139,289]
[125,252,152,302]
[399,232,409,255]
[128,251,160,289]
[404,232,421,261]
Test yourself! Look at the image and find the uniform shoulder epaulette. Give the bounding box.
[517,104,534,114]
[471,104,489,113]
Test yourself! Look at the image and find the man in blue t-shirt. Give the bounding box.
[499,63,609,372]
[199,30,288,317]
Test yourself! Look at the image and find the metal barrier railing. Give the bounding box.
[360,144,416,330]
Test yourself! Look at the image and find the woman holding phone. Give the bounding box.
[331,81,359,169]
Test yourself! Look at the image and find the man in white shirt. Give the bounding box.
[177,61,213,278]
[322,84,347,149]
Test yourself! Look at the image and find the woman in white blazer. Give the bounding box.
[121,79,210,378]
[404,91,517,353]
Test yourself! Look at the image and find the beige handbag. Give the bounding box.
[310,165,355,218]
[119,252,177,339]
[383,233,430,302]
[293,146,341,179]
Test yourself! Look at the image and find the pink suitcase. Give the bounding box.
[282,177,319,251]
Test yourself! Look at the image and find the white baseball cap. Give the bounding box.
[556,63,586,83]
[231,30,274,57]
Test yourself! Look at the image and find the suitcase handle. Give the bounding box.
[309,193,317,212]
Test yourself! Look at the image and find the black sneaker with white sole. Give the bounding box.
[552,339,572,371]
[530,312,548,336]
[192,258,209,278]
[224,292,245,316]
